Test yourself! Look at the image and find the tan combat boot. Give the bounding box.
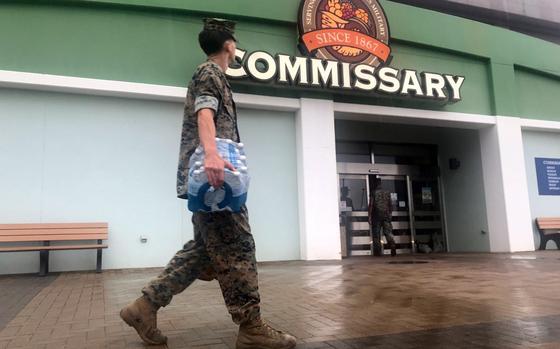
[120,295,168,345]
[236,318,297,349]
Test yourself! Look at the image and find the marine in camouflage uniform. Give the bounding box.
[141,59,260,324]
[175,59,241,200]
[369,177,396,256]
[122,18,296,349]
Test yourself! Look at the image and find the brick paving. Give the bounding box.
[0,274,57,330]
[1,252,560,348]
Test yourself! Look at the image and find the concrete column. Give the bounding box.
[296,98,341,260]
[479,116,535,252]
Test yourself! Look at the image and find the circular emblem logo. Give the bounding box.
[298,0,391,67]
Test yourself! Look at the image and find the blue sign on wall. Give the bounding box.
[535,158,560,196]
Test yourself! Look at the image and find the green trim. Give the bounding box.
[41,0,560,73]
[83,0,300,22]
[1,0,559,120]
[11,0,301,23]
[490,61,517,116]
[11,0,560,72]
[515,66,560,121]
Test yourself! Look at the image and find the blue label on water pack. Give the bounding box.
[187,138,250,212]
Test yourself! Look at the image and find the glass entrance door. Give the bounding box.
[369,175,413,255]
[336,155,448,256]
[339,175,370,256]
[410,177,447,253]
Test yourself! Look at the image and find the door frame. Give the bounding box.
[337,162,449,254]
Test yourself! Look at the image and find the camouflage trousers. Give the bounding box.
[142,206,261,325]
[372,216,395,244]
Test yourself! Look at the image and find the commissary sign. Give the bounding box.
[299,0,390,67]
[226,0,465,103]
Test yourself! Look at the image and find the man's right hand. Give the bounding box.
[204,151,236,188]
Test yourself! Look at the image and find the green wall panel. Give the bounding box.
[388,42,492,115]
[515,69,560,121]
[67,0,560,73]
[0,3,297,86]
[77,0,301,23]
[1,0,560,119]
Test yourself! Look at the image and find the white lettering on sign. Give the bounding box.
[341,62,352,89]
[246,51,277,81]
[227,49,466,103]
[445,75,466,102]
[377,67,400,93]
[400,70,425,97]
[278,54,309,84]
[311,58,340,87]
[423,72,447,100]
[353,64,377,91]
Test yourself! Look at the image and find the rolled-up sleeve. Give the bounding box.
[195,95,219,113]
[193,69,222,114]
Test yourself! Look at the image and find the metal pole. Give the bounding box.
[406,176,416,254]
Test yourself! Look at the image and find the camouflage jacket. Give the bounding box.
[177,60,240,199]
[370,189,392,220]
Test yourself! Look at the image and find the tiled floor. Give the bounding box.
[0,274,57,330]
[1,252,560,348]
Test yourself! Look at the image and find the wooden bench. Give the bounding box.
[0,223,108,276]
[535,218,560,250]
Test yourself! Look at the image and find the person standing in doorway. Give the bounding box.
[119,18,296,349]
[340,186,354,211]
[368,176,397,257]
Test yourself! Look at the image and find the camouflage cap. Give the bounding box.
[203,18,237,39]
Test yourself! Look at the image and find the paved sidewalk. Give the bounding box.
[1,252,560,348]
[0,275,57,330]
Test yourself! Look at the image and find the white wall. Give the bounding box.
[334,120,491,252]
[0,88,299,275]
[479,118,534,252]
[238,109,300,261]
[296,99,341,260]
[523,130,560,249]
[438,130,490,252]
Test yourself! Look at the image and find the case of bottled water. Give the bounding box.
[187,138,250,213]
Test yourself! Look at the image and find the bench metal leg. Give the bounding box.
[39,242,50,276]
[553,237,560,250]
[539,238,547,250]
[96,240,102,273]
[538,233,548,250]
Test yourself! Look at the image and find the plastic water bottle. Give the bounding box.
[187,138,250,212]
